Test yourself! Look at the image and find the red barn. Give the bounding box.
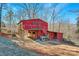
[18,19,48,39]
[48,31,63,41]
[57,32,63,41]
[48,31,57,40]
[18,18,63,41]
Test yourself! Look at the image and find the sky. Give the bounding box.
[2,3,79,24]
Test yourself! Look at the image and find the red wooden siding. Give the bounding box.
[57,32,63,41]
[48,31,55,40]
[19,19,48,39]
[20,19,48,35]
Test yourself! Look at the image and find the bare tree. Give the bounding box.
[58,18,63,32]
[76,16,79,33]
[49,4,60,31]
[0,4,3,32]
[19,3,42,19]
[69,9,79,33]
[65,18,71,40]
[50,4,62,31]
[49,4,68,32]
[5,8,14,36]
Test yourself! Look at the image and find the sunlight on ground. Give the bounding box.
[12,38,79,56]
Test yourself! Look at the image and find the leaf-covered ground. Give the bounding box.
[0,36,41,56]
[14,38,79,56]
[0,36,79,56]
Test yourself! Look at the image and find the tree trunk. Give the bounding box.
[0,4,3,32]
[58,22,61,32]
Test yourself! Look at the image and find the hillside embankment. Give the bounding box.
[12,37,79,56]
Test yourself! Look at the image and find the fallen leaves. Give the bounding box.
[13,38,79,56]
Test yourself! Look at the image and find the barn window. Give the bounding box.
[32,22,38,25]
[33,32,35,34]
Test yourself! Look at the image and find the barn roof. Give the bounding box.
[19,18,47,24]
[24,28,42,31]
[47,31,63,34]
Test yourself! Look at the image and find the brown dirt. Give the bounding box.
[13,38,79,56]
